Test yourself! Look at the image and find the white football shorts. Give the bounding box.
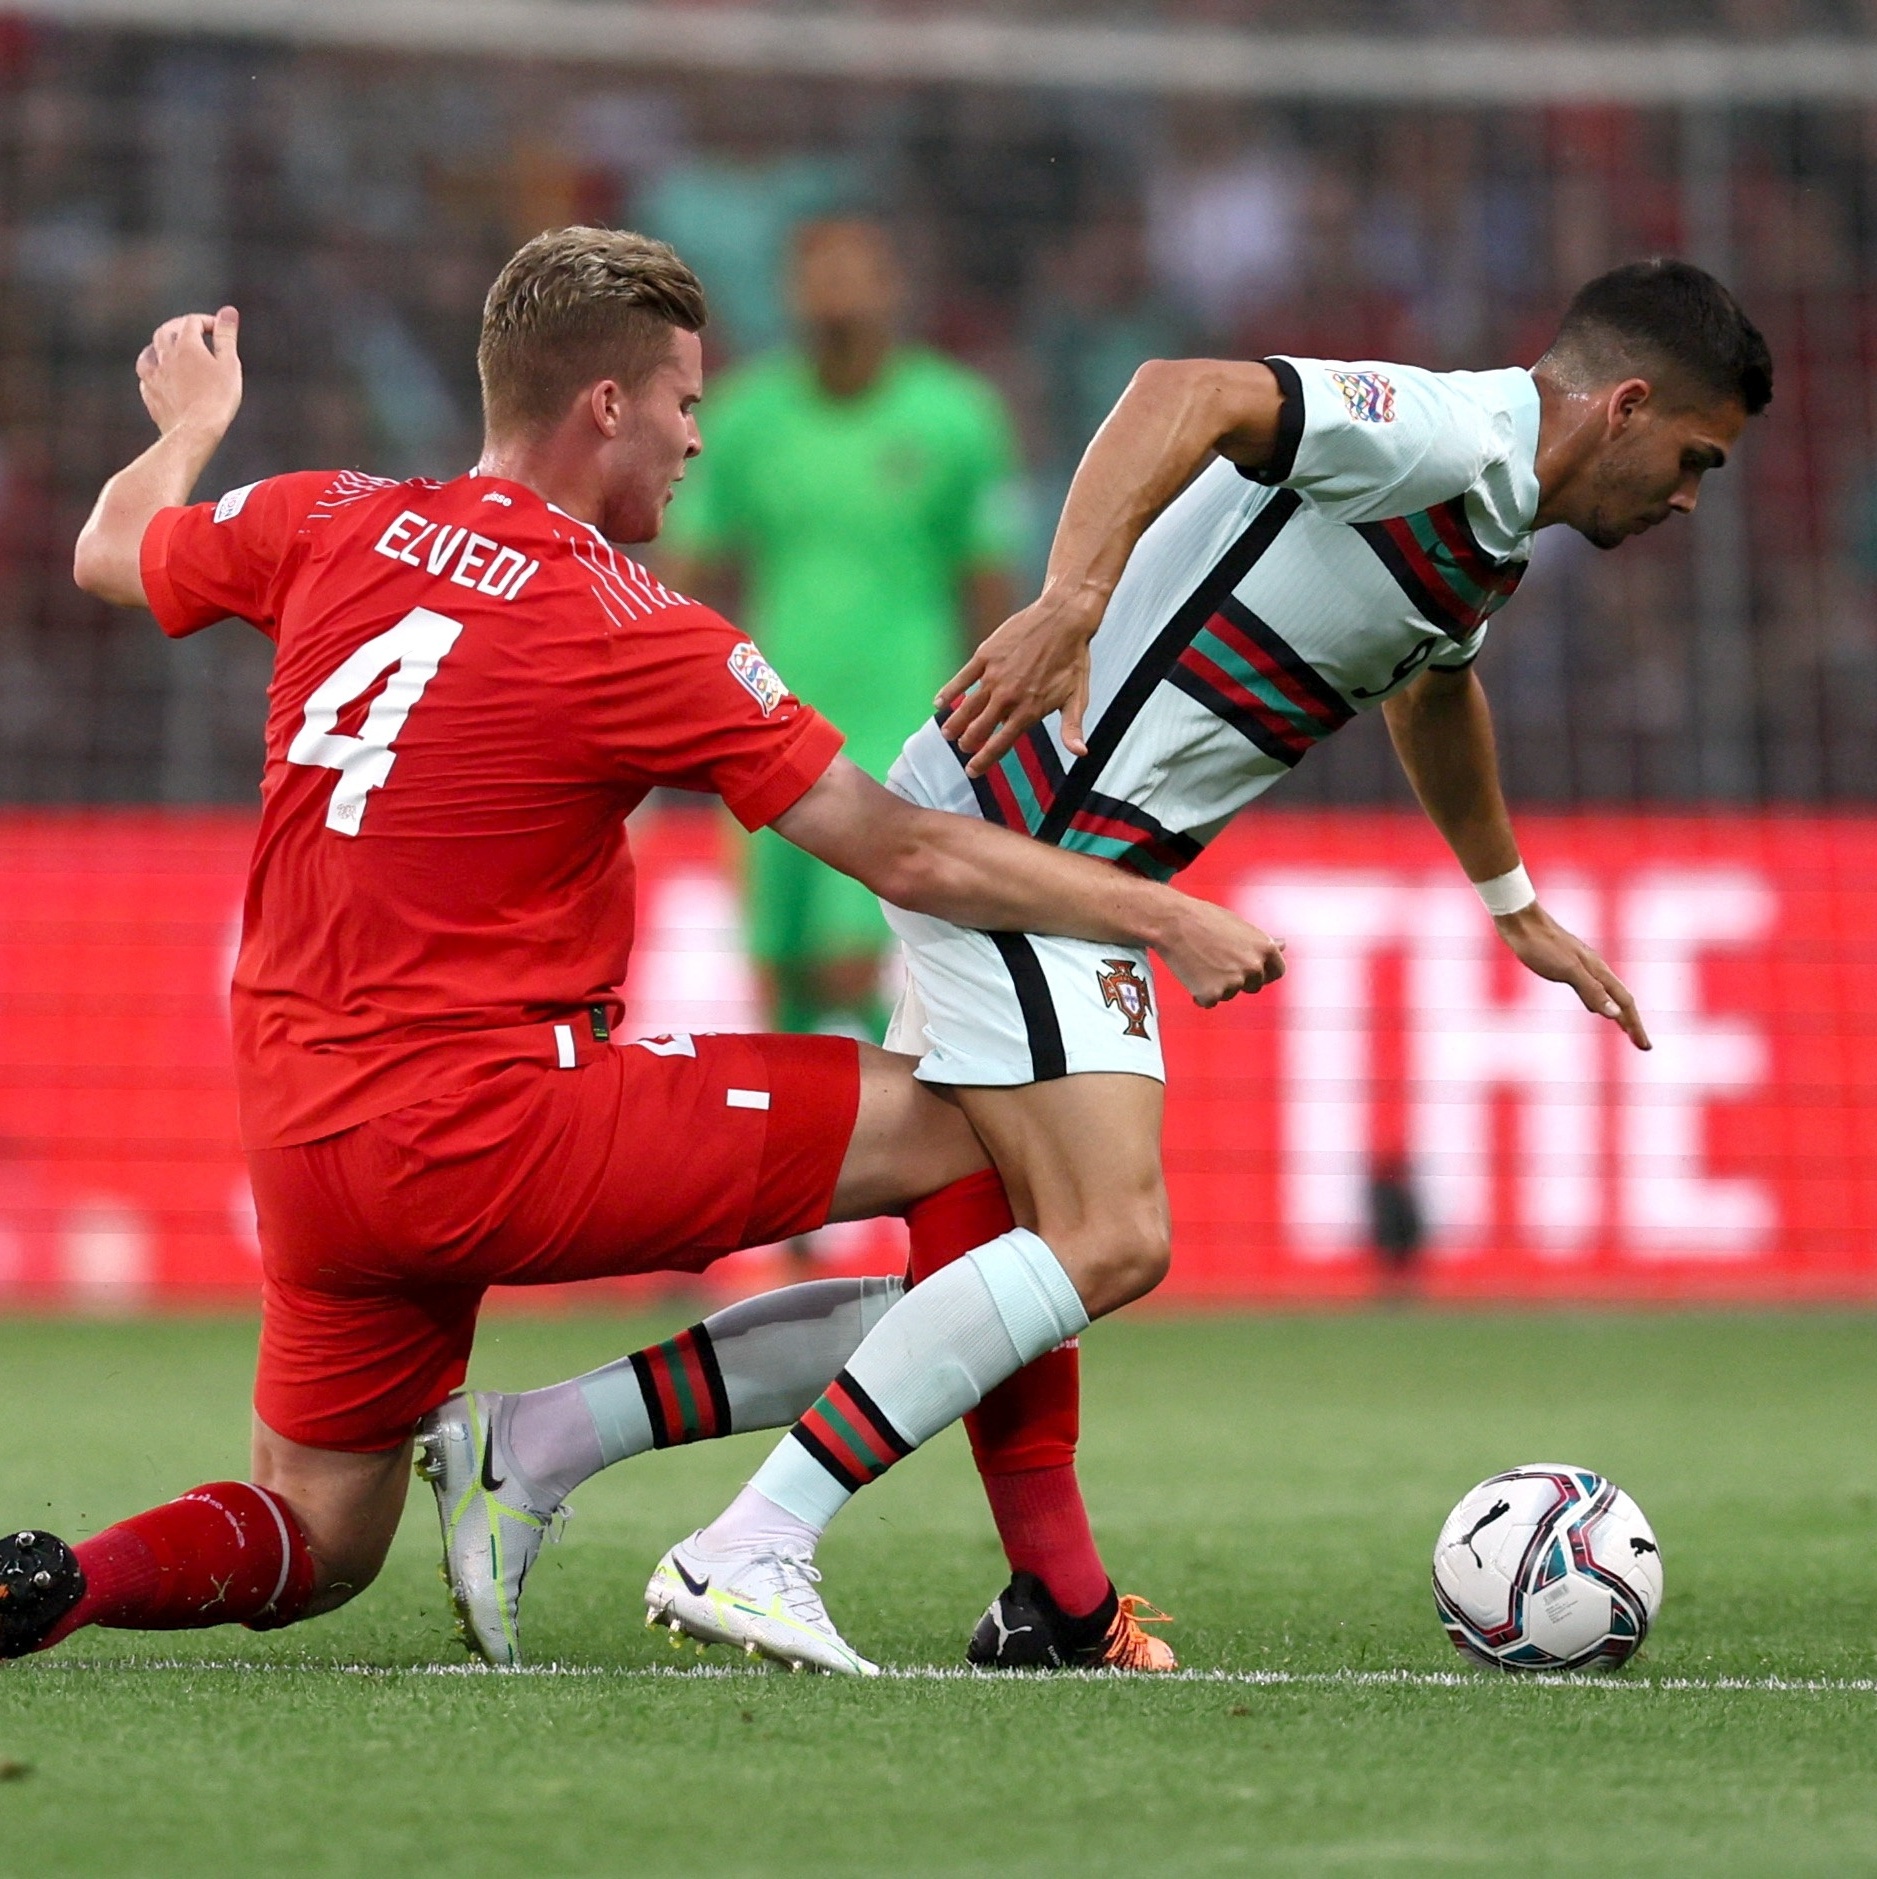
[882,904,1166,1087]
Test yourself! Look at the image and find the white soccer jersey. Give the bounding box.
[889,357,1541,877]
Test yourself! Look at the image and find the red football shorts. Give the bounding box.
[246,1031,860,1451]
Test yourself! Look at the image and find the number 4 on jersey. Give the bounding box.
[287,606,463,835]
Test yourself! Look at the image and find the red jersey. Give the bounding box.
[140,469,843,1149]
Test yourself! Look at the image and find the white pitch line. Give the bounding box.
[22,1660,1877,1694]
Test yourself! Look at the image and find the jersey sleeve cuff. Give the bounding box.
[725,712,846,832]
[1430,632,1488,671]
[1239,358,1306,487]
[139,506,208,638]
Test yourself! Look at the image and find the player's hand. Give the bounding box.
[137,306,242,442]
[1495,903,1651,1050]
[937,586,1102,778]
[1155,897,1286,1009]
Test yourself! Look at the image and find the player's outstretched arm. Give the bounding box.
[772,757,1285,1008]
[939,358,1286,777]
[1384,665,1651,1051]
[73,306,243,607]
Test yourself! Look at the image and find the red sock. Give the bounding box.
[907,1172,1111,1620]
[905,1168,1016,1277]
[980,1463,1111,1618]
[46,1482,315,1648]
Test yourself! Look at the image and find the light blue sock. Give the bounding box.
[720,1230,1088,1542]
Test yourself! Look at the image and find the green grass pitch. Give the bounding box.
[4,1309,1877,1876]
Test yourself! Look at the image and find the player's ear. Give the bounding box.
[1606,376,1650,435]
[587,379,624,439]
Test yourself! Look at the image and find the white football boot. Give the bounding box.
[415,1390,565,1668]
[644,1532,879,1677]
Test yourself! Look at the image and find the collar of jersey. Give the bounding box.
[540,498,627,554]
[466,475,661,557]
[1503,368,1542,538]
[459,468,556,521]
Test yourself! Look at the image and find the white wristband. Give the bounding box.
[1474,863,1537,918]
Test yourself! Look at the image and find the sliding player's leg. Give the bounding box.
[3,1227,478,1661]
[0,1409,412,1660]
[904,1165,1174,1671]
[652,1071,1168,1674]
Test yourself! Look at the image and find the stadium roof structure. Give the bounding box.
[16,1,1877,103]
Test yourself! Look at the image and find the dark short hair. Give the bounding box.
[1549,259,1773,415]
[478,227,708,437]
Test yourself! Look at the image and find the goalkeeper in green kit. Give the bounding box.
[663,216,1023,1041]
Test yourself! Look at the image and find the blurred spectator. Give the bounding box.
[662,218,1024,1040]
[1026,207,1191,556]
[0,27,1866,810]
[333,288,472,478]
[637,89,860,359]
[640,155,857,358]
[1146,111,1304,340]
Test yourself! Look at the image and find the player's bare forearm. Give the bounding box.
[1385,666,1651,1050]
[772,757,1284,1007]
[74,423,224,605]
[1382,664,1520,884]
[940,360,1286,774]
[73,307,242,608]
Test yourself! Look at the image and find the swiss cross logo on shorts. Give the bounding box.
[1330,369,1396,424]
[1096,958,1154,1040]
[728,640,788,716]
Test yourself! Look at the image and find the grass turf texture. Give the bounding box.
[3,1314,1877,1875]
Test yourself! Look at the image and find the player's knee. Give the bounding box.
[249,1433,409,1622]
[1111,1207,1173,1306]
[1054,1201,1171,1318]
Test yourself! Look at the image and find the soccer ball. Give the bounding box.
[1431,1463,1662,1672]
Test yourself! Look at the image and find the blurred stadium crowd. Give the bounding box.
[3,12,1877,808]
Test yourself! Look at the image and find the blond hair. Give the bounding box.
[477,227,707,437]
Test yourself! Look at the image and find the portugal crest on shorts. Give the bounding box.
[1096,958,1154,1039]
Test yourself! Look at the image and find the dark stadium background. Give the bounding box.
[2,1,1875,1303]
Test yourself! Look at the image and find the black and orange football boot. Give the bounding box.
[967,1571,1176,1672]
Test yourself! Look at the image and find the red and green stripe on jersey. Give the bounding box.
[1167,592,1353,767]
[1059,791,1201,879]
[790,1370,913,1494]
[1356,495,1527,641]
[629,1324,733,1448]
[946,719,1199,881]
[959,718,1065,837]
